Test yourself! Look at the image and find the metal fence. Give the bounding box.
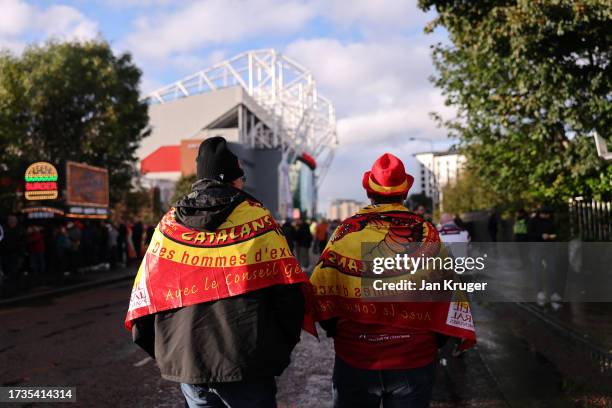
[569,198,612,241]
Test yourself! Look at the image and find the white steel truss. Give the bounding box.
[145,49,338,185]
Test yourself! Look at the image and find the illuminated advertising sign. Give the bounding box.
[66,161,109,207]
[24,162,59,200]
[22,206,65,219]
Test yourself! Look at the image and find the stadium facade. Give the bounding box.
[138,49,338,219]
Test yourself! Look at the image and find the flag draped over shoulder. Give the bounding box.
[310,204,477,350]
[125,200,309,330]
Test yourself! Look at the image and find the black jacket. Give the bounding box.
[527,215,556,242]
[132,179,305,384]
[295,223,313,247]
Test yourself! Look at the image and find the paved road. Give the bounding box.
[0,280,596,407]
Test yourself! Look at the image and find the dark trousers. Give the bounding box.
[181,378,277,408]
[1,254,21,296]
[514,234,529,268]
[332,356,436,408]
[67,249,80,274]
[29,252,46,280]
[530,245,560,294]
[316,239,327,254]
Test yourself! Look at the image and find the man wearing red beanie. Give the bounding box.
[310,153,476,408]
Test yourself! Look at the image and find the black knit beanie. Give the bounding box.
[196,136,244,182]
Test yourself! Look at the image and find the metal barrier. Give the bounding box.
[569,198,612,241]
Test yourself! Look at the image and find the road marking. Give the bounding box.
[133,356,153,367]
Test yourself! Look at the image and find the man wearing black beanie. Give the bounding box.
[129,136,307,408]
[196,136,245,185]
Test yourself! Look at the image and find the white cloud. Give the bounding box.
[0,37,25,53]
[121,0,317,61]
[336,91,452,145]
[103,0,178,8]
[284,36,453,147]
[39,5,98,41]
[0,0,31,36]
[139,75,163,94]
[0,0,98,54]
[323,0,430,31]
[285,38,434,115]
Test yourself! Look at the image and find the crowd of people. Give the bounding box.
[0,215,155,298]
[280,218,340,271]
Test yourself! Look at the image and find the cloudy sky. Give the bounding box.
[0,0,455,210]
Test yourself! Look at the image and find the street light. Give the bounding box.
[407,137,434,152]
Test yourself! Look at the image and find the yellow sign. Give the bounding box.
[24,162,59,200]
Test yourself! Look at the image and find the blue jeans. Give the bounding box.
[332,356,436,408]
[180,378,277,408]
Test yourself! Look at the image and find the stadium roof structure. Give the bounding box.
[140,145,181,174]
[144,49,338,184]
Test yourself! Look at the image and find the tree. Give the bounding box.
[111,187,152,225]
[0,40,150,210]
[170,175,197,206]
[418,0,612,207]
[441,167,503,214]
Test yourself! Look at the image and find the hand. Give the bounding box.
[542,233,549,240]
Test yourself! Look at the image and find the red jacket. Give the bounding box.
[333,320,439,369]
[27,230,45,254]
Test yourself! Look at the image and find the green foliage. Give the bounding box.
[111,187,152,224]
[418,0,612,206]
[0,40,150,209]
[170,175,197,206]
[441,167,503,214]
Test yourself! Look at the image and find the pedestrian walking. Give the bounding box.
[81,221,96,267]
[54,225,70,282]
[26,226,46,284]
[513,208,529,269]
[117,222,127,265]
[281,219,295,253]
[527,205,562,309]
[0,215,25,296]
[310,153,476,408]
[144,224,155,246]
[488,208,499,242]
[126,137,309,408]
[125,223,137,262]
[131,218,144,259]
[66,222,81,275]
[295,219,313,269]
[314,218,329,254]
[309,219,317,238]
[106,222,119,268]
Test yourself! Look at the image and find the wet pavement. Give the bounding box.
[0,264,137,308]
[470,247,612,355]
[0,280,610,407]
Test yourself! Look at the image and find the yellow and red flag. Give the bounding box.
[125,200,309,330]
[310,204,476,350]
